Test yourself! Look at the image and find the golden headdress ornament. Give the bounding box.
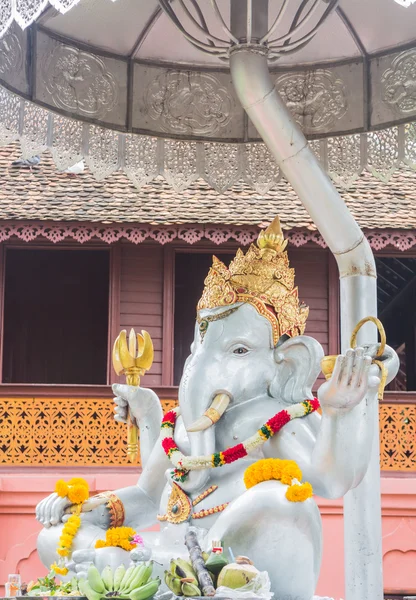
[197,217,309,345]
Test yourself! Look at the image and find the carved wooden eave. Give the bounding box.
[0,221,414,252]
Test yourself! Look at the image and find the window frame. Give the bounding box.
[374,247,416,399]
[0,240,120,390]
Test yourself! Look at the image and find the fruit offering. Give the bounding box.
[164,547,260,597]
[26,572,82,596]
[80,563,160,600]
[217,556,259,589]
[164,558,204,597]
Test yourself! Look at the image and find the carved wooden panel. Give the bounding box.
[379,403,415,471]
[0,397,414,469]
[0,397,176,466]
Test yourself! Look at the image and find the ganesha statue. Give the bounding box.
[36,217,399,600]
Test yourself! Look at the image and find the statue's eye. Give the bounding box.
[233,347,248,355]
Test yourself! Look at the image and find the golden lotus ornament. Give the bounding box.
[112,329,154,462]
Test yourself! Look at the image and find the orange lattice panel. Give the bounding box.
[0,397,177,467]
[379,403,415,471]
[1,397,414,470]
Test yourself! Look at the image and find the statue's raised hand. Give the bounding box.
[318,347,380,413]
[112,384,163,466]
[112,384,161,425]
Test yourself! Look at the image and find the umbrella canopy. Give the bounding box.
[0,0,416,191]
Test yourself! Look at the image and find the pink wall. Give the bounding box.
[0,470,415,599]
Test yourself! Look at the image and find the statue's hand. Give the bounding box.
[36,494,110,529]
[112,384,160,425]
[318,347,380,413]
[36,493,72,528]
[68,549,97,580]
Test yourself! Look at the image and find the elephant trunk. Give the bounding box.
[185,427,216,492]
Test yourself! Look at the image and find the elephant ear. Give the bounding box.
[269,335,324,404]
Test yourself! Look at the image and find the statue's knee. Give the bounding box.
[37,525,62,565]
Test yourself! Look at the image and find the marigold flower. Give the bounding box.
[59,534,74,548]
[281,461,302,485]
[51,562,69,576]
[244,458,306,490]
[57,548,69,557]
[285,482,313,503]
[69,515,81,526]
[55,480,69,498]
[67,484,89,505]
[68,477,89,487]
[95,540,106,549]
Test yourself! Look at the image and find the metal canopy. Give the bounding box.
[0,0,416,192]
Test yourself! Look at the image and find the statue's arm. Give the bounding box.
[110,440,171,530]
[112,383,164,468]
[267,348,383,499]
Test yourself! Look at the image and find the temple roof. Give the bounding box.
[0,144,415,230]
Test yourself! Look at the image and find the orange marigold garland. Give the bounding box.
[244,458,313,503]
[95,527,139,552]
[51,477,89,576]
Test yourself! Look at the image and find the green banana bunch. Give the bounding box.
[164,571,183,596]
[113,565,127,592]
[129,578,160,600]
[88,565,106,595]
[118,566,136,593]
[170,558,198,585]
[181,582,201,597]
[101,566,114,592]
[121,563,152,594]
[80,562,160,600]
[166,559,202,597]
[81,579,103,600]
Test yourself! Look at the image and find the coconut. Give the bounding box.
[217,557,259,589]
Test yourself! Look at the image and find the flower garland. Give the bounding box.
[161,398,320,482]
[95,527,144,551]
[51,477,89,576]
[244,458,313,503]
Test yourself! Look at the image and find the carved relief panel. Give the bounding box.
[35,31,128,127]
[132,64,243,140]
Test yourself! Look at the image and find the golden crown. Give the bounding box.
[197,217,309,345]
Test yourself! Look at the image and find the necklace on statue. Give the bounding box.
[161,398,320,482]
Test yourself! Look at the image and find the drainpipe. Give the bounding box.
[230,46,381,600]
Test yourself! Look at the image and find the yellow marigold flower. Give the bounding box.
[281,461,302,485]
[51,563,69,576]
[68,477,89,487]
[67,484,89,505]
[59,533,73,546]
[65,515,81,528]
[244,458,285,489]
[102,527,137,550]
[95,540,106,549]
[55,480,69,498]
[57,548,69,557]
[59,536,73,549]
[285,482,313,503]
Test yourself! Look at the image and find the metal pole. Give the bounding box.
[229,45,382,600]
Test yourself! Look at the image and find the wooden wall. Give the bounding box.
[118,243,334,389]
[290,247,330,354]
[119,242,164,387]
